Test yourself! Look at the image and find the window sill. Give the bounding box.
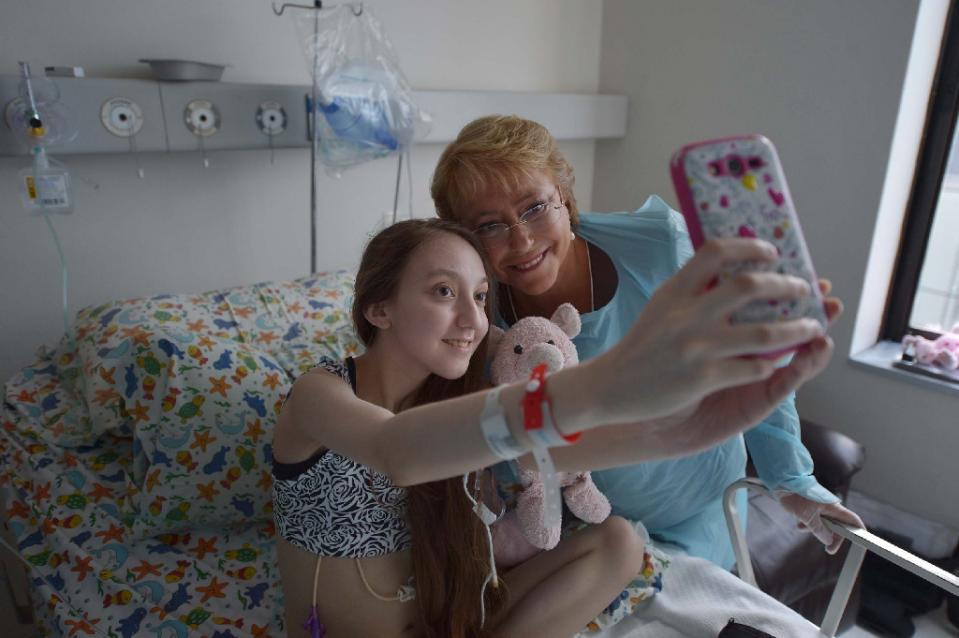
[850,340,959,397]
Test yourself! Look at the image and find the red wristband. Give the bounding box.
[523,364,581,445]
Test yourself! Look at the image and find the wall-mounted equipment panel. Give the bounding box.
[0,75,628,157]
[1,77,167,155]
[159,82,308,153]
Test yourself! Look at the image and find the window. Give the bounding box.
[906,127,959,333]
[882,2,959,358]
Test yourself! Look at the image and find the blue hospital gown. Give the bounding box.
[498,195,838,569]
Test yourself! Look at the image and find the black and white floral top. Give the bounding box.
[271,357,412,557]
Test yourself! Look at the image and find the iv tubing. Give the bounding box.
[42,212,70,338]
[32,147,71,337]
[18,62,40,117]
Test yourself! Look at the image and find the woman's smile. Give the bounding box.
[510,249,548,273]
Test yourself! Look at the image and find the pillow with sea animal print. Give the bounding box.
[114,327,291,539]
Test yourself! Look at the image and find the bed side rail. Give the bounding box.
[723,477,959,637]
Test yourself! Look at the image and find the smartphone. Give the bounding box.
[670,134,828,346]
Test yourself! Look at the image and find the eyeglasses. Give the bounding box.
[472,196,565,245]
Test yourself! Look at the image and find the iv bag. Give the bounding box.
[293,5,430,173]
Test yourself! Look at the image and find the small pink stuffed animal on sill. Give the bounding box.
[488,302,611,569]
[902,323,959,370]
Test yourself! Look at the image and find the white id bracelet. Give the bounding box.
[480,385,526,460]
[531,446,563,530]
[528,422,569,528]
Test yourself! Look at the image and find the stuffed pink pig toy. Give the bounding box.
[903,324,959,370]
[487,302,611,568]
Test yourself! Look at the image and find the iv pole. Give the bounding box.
[274,1,417,274]
[309,6,319,274]
[273,1,364,274]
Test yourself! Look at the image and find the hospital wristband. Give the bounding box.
[480,385,526,460]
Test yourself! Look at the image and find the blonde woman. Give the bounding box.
[431,115,862,569]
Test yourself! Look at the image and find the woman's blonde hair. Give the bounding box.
[431,115,578,226]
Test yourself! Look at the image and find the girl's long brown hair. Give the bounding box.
[352,219,508,637]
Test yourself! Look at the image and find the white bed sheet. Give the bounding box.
[581,549,821,638]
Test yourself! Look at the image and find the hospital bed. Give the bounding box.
[0,271,363,635]
[576,483,959,637]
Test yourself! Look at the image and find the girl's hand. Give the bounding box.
[817,277,843,328]
[638,334,834,458]
[639,276,841,459]
[590,238,829,425]
[549,272,840,473]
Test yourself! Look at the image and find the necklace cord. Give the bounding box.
[505,238,594,322]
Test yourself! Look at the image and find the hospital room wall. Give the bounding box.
[593,0,959,530]
[0,0,601,383]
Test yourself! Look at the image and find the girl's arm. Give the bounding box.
[283,355,608,486]
[499,327,833,474]
[548,278,843,474]
[286,239,829,487]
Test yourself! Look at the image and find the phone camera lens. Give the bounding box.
[727,157,744,176]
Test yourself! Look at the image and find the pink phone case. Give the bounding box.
[670,135,828,349]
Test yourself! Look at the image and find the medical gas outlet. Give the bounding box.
[100,97,144,137]
[184,99,221,136]
[255,101,286,136]
[101,97,146,177]
[184,99,220,167]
